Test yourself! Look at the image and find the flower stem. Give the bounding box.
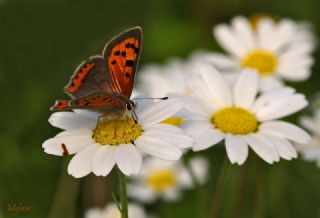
[210,158,231,218]
[117,168,128,218]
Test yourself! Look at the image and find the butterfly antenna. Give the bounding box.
[132,96,168,100]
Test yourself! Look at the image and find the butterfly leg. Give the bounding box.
[131,109,138,123]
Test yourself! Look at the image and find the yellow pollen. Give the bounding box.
[161,116,185,126]
[93,116,142,145]
[212,107,258,135]
[242,50,278,76]
[147,170,176,192]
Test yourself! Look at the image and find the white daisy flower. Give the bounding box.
[127,156,209,203]
[138,59,197,97]
[85,203,147,218]
[137,59,200,127]
[182,64,310,164]
[42,99,193,178]
[200,15,315,92]
[298,110,320,167]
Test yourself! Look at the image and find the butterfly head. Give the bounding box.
[126,100,136,111]
[126,100,138,122]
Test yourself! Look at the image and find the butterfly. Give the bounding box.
[51,27,142,119]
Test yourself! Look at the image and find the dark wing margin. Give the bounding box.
[64,56,117,99]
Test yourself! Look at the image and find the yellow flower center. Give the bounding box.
[242,50,278,76]
[161,116,185,126]
[147,170,176,192]
[212,107,258,135]
[93,116,142,145]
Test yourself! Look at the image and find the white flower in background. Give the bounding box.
[198,15,315,92]
[288,22,317,53]
[42,99,193,178]
[182,64,310,164]
[128,156,209,203]
[138,59,197,97]
[137,59,200,127]
[85,203,147,218]
[298,110,320,167]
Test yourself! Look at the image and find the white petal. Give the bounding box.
[244,134,279,164]
[251,87,295,113]
[116,144,142,175]
[133,97,155,115]
[278,66,311,81]
[233,70,258,109]
[135,136,182,160]
[138,99,184,129]
[49,112,96,130]
[183,121,224,151]
[143,127,193,149]
[43,129,93,155]
[43,130,93,156]
[214,24,247,57]
[91,145,116,176]
[179,95,213,119]
[300,116,320,134]
[128,204,147,218]
[67,144,98,178]
[266,136,297,160]
[127,184,155,203]
[54,128,93,137]
[259,121,311,144]
[269,19,296,52]
[232,16,255,50]
[200,64,233,108]
[259,76,284,93]
[73,109,100,120]
[162,188,181,201]
[225,135,248,165]
[279,55,313,69]
[256,94,308,121]
[189,156,210,184]
[193,51,237,69]
[187,73,220,111]
[257,18,276,49]
[178,168,193,188]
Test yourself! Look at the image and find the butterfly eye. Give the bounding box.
[126,102,132,111]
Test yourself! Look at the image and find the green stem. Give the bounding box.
[117,168,128,218]
[210,158,231,218]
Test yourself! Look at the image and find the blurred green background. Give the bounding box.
[0,0,320,217]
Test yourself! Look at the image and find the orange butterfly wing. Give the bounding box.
[51,27,142,112]
[103,27,142,98]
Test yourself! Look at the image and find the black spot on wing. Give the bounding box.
[125,60,134,67]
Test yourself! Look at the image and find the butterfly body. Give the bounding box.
[51,27,142,119]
